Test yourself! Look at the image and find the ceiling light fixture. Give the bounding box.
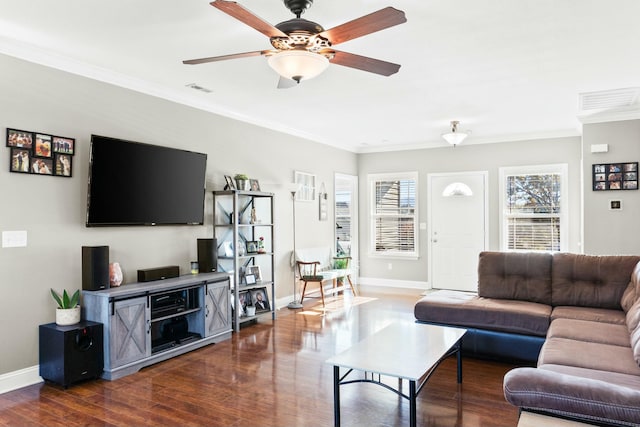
[441,120,470,147]
[267,50,330,84]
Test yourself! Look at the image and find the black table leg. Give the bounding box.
[456,342,463,383]
[333,365,340,426]
[409,379,416,427]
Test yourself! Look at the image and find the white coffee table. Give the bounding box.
[326,322,467,427]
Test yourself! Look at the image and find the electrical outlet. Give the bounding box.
[2,230,27,248]
[388,263,393,270]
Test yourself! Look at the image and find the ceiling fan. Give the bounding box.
[183,0,407,87]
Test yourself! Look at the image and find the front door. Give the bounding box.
[428,172,487,292]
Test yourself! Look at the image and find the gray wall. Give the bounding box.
[582,119,640,254]
[0,54,356,374]
[357,137,583,283]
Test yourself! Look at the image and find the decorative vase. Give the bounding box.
[235,178,249,191]
[56,307,81,326]
[109,262,123,287]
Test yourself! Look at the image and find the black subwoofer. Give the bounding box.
[82,245,109,291]
[39,321,104,387]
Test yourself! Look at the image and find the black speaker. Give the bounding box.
[137,265,180,282]
[82,246,109,291]
[197,238,218,273]
[39,321,104,387]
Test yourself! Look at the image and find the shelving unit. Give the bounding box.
[213,190,276,332]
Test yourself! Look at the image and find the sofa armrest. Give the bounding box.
[503,367,640,426]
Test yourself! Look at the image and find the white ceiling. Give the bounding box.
[1,0,640,153]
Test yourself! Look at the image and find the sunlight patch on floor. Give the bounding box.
[299,295,378,316]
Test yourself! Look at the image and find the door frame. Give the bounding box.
[334,172,359,278]
[427,171,489,290]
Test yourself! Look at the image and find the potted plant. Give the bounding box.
[234,174,249,191]
[50,288,81,326]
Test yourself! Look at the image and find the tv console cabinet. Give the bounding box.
[82,272,231,380]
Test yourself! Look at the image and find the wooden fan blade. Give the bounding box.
[326,50,401,76]
[211,0,288,38]
[318,7,406,46]
[183,50,270,65]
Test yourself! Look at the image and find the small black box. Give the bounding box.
[137,265,180,282]
[39,321,103,387]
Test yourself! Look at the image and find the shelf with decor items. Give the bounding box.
[213,190,275,332]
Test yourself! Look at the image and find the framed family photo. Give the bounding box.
[7,128,75,177]
[250,288,270,312]
[593,162,638,191]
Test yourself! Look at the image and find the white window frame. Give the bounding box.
[368,171,418,258]
[499,164,568,252]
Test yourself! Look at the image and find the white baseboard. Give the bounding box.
[0,365,42,395]
[358,277,429,290]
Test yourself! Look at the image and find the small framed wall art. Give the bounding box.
[592,162,638,191]
[7,128,75,178]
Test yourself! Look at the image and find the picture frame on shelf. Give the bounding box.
[224,174,236,190]
[238,290,250,316]
[247,265,262,282]
[251,288,270,312]
[592,162,638,191]
[245,273,256,285]
[246,240,258,254]
[249,179,261,191]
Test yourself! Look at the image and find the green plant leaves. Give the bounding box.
[51,288,80,309]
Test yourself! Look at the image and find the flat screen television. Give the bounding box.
[86,135,207,226]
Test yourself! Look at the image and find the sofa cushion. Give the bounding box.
[414,290,550,336]
[547,318,630,347]
[551,306,626,325]
[478,251,552,305]
[621,262,640,312]
[632,325,640,367]
[539,363,640,390]
[504,367,640,426]
[551,253,640,309]
[627,299,640,332]
[538,337,640,376]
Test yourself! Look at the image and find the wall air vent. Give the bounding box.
[579,88,639,111]
[577,87,640,124]
[185,83,212,93]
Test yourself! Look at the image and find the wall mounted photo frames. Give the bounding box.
[7,128,75,177]
[592,162,638,191]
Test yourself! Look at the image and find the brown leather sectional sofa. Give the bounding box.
[414,251,640,426]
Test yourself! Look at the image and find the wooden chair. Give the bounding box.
[295,250,357,307]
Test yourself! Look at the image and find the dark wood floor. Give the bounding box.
[0,291,520,426]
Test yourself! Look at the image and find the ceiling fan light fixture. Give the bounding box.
[441,120,470,146]
[267,50,329,83]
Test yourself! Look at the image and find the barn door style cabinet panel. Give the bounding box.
[83,272,231,380]
[213,190,276,332]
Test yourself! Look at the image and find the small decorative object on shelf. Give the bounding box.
[190,261,199,275]
[246,240,258,254]
[250,179,260,191]
[234,174,249,191]
[50,288,81,326]
[223,174,235,190]
[258,236,266,253]
[109,262,123,287]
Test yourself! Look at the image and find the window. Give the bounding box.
[499,164,568,252]
[369,172,418,257]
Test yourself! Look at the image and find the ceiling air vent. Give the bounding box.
[578,87,640,112]
[185,83,212,93]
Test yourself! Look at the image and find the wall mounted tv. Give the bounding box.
[86,135,207,227]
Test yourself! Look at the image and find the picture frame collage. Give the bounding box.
[237,287,271,316]
[592,162,638,191]
[7,128,75,177]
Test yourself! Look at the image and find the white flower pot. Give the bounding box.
[56,307,81,326]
